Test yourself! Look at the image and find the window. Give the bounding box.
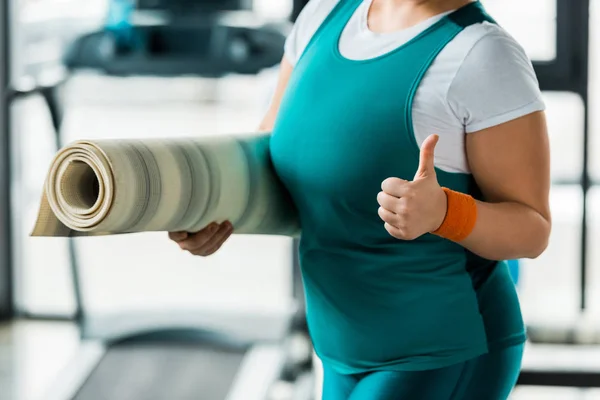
[255,0,293,19]
[516,91,584,325]
[10,94,75,315]
[589,0,600,182]
[588,0,600,317]
[544,92,584,182]
[520,185,582,325]
[481,0,557,61]
[9,0,109,317]
[588,186,600,316]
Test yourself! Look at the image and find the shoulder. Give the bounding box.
[457,22,535,73]
[284,0,341,65]
[440,22,533,72]
[444,22,544,133]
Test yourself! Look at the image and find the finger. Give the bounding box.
[178,223,219,251]
[414,134,439,180]
[201,245,222,257]
[384,222,406,240]
[381,178,410,198]
[169,231,189,243]
[384,222,418,241]
[378,207,401,227]
[377,191,404,213]
[189,222,234,255]
[196,223,234,256]
[203,233,234,256]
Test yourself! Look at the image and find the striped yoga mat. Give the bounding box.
[31,133,300,237]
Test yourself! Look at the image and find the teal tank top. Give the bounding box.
[270,0,526,373]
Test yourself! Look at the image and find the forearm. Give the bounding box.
[458,200,551,261]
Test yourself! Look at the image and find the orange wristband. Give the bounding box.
[432,188,477,242]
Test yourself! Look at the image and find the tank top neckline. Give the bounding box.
[331,0,473,64]
[359,0,455,38]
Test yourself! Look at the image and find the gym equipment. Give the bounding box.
[63,0,288,77]
[45,311,306,400]
[32,135,299,238]
[38,1,314,399]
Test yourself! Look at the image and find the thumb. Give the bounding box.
[414,134,439,180]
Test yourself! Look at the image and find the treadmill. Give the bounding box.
[36,1,314,399]
[63,0,289,77]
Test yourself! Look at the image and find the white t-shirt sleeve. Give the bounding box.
[284,0,340,66]
[446,30,546,134]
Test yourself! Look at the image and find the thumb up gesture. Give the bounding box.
[377,134,448,240]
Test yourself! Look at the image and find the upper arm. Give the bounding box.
[260,0,336,131]
[466,111,551,223]
[284,0,338,66]
[447,26,545,134]
[258,56,294,132]
[259,0,336,131]
[448,26,551,220]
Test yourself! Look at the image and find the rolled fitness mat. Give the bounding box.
[31,133,300,237]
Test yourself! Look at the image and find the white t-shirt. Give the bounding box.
[284,0,545,173]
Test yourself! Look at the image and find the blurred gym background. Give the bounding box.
[0,0,598,399]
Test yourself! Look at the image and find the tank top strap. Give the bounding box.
[446,1,497,27]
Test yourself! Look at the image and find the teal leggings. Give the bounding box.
[322,344,524,400]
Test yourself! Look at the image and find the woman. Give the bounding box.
[169,0,551,398]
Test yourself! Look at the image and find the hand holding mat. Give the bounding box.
[31,133,300,237]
